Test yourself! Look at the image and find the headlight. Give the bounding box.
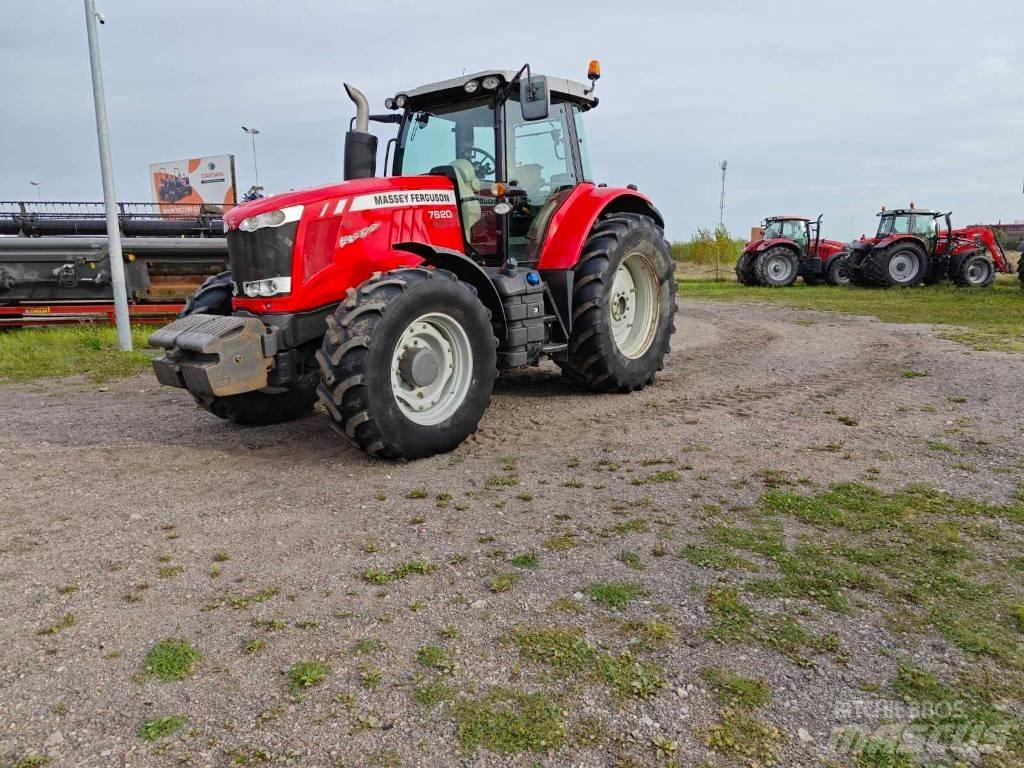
[463,79,479,94]
[241,276,291,298]
[237,204,303,233]
[394,93,408,108]
[481,76,500,90]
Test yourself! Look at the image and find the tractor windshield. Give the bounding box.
[763,219,807,245]
[396,100,498,257]
[877,214,912,237]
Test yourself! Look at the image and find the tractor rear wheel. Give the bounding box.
[825,256,851,286]
[317,267,497,460]
[862,243,927,287]
[953,253,996,288]
[735,251,759,286]
[559,213,676,392]
[181,270,319,426]
[754,246,799,287]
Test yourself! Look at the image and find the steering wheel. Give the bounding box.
[460,146,496,179]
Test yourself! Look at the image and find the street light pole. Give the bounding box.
[29,181,42,200]
[242,126,260,188]
[83,0,132,351]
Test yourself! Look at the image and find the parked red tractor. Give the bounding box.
[845,207,1011,288]
[735,215,848,287]
[149,63,677,460]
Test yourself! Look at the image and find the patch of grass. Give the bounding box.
[594,653,664,698]
[702,706,781,765]
[678,544,758,571]
[901,370,928,378]
[0,325,156,383]
[511,551,539,569]
[700,667,771,708]
[631,469,680,485]
[243,639,265,655]
[36,613,75,636]
[489,572,519,593]
[601,518,649,537]
[362,560,437,584]
[352,638,385,655]
[416,644,456,673]
[617,549,646,571]
[621,619,677,648]
[543,534,578,551]
[509,625,664,698]
[13,755,50,767]
[485,472,519,489]
[927,440,958,453]
[56,583,79,595]
[287,660,329,693]
[157,564,184,579]
[412,680,458,708]
[212,550,230,562]
[453,688,565,754]
[139,714,186,741]
[359,666,383,689]
[143,638,201,682]
[682,279,1024,352]
[406,487,428,499]
[206,586,280,611]
[584,581,647,609]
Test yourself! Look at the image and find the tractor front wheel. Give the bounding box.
[953,253,996,288]
[863,243,927,287]
[179,271,319,425]
[317,267,497,460]
[825,256,851,286]
[559,213,676,392]
[735,251,759,286]
[754,246,799,287]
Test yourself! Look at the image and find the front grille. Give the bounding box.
[227,222,297,286]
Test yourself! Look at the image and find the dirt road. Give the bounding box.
[2,299,1022,767]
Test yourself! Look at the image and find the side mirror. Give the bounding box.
[519,75,550,121]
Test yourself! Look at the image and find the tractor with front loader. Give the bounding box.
[149,63,677,460]
[844,207,1011,288]
[736,215,847,287]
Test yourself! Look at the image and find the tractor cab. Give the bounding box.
[761,216,811,253]
[874,208,946,254]
[385,69,597,269]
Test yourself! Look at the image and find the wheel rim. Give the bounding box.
[888,252,920,283]
[766,255,794,283]
[609,252,660,359]
[965,259,991,285]
[835,265,850,284]
[390,312,473,426]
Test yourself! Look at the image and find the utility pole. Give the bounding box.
[716,160,728,281]
[242,126,260,187]
[718,160,728,229]
[84,0,132,351]
[29,181,42,200]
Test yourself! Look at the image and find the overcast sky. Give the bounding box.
[2,0,1021,240]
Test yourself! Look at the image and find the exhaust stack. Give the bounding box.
[343,83,377,180]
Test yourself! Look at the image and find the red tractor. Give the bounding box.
[735,215,848,287]
[149,63,677,460]
[845,207,1011,288]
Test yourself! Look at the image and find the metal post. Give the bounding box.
[242,126,260,188]
[717,161,728,281]
[83,0,132,351]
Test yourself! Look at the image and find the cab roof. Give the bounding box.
[879,208,940,216]
[400,69,596,108]
[766,215,809,222]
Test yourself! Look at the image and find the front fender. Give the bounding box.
[392,241,506,336]
[535,183,664,270]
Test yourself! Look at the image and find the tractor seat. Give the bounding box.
[448,159,482,241]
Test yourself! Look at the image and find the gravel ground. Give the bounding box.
[1,299,1022,768]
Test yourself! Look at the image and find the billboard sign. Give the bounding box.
[149,154,236,211]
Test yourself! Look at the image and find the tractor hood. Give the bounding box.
[222,176,456,233]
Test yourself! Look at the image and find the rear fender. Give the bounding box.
[535,184,664,270]
[392,241,506,336]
